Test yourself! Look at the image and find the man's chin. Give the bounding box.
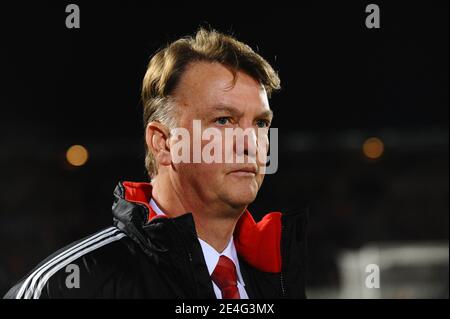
[218,175,259,207]
[223,188,258,209]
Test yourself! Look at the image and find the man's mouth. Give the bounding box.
[228,165,258,177]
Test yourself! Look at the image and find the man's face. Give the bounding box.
[170,61,272,211]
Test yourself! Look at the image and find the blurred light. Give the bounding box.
[363,137,384,159]
[66,145,89,166]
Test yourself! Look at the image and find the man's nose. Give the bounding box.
[234,126,257,159]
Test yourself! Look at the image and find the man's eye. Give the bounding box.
[256,119,270,128]
[215,117,231,125]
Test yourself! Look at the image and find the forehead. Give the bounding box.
[173,61,270,114]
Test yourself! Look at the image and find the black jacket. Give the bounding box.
[4,181,307,299]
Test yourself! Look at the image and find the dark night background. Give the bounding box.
[0,1,448,297]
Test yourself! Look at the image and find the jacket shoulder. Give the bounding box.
[4,226,140,299]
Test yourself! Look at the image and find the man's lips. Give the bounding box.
[228,166,258,176]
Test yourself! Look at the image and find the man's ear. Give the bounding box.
[145,122,172,167]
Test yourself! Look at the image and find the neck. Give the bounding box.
[150,172,245,253]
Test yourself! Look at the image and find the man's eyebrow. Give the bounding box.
[257,109,274,120]
[211,104,273,120]
[211,104,244,117]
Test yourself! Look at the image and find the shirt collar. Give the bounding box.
[149,198,166,216]
[198,236,245,285]
[149,198,245,285]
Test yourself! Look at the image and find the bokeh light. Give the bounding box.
[66,145,89,166]
[363,137,384,160]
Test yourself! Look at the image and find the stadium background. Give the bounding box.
[0,1,448,298]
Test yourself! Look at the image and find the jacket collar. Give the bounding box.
[114,181,282,273]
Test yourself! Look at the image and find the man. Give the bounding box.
[4,28,307,299]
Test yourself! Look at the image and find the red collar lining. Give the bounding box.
[122,181,281,273]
